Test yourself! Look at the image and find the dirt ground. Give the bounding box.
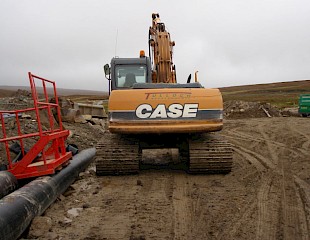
[23,117,310,240]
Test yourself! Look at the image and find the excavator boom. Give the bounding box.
[149,13,176,83]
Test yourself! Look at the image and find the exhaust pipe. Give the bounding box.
[0,171,18,199]
[0,148,96,240]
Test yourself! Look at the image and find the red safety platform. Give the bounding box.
[0,72,72,179]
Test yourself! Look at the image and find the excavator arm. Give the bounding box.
[149,13,176,83]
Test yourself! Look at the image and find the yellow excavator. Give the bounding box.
[95,13,232,174]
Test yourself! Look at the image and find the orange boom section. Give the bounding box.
[108,88,223,134]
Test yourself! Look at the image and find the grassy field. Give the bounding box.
[220,80,310,108]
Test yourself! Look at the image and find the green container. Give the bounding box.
[298,94,310,117]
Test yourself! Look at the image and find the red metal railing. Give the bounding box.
[0,72,72,179]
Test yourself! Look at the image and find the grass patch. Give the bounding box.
[221,80,310,108]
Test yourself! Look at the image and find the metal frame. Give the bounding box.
[0,72,72,179]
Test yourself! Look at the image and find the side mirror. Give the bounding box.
[103,64,110,76]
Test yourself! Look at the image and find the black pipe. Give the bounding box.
[0,148,96,240]
[0,171,18,199]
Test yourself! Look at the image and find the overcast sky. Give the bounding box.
[1,0,310,91]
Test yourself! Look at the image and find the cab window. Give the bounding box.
[115,65,147,88]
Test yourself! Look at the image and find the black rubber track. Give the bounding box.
[188,133,233,174]
[95,132,233,175]
[95,132,141,175]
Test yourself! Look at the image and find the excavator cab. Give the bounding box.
[105,56,152,91]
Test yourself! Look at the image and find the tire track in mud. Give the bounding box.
[257,123,280,166]
[279,175,305,240]
[293,129,310,150]
[225,128,307,157]
[287,122,310,156]
[259,121,307,240]
[256,173,281,239]
[172,173,192,240]
[171,174,218,240]
[98,177,139,240]
[294,177,310,240]
[224,133,282,238]
[138,172,213,240]
[217,201,257,239]
[225,119,309,240]
[61,176,139,240]
[225,123,282,239]
[188,186,208,239]
[225,119,309,157]
[132,172,216,240]
[130,171,174,240]
[232,145,274,171]
[256,121,300,240]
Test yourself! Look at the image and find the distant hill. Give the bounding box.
[0,85,107,97]
[220,80,310,108]
[2,80,310,108]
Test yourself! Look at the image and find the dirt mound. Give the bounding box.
[0,90,104,167]
[13,89,32,98]
[224,100,282,119]
[281,107,300,117]
[0,89,15,98]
